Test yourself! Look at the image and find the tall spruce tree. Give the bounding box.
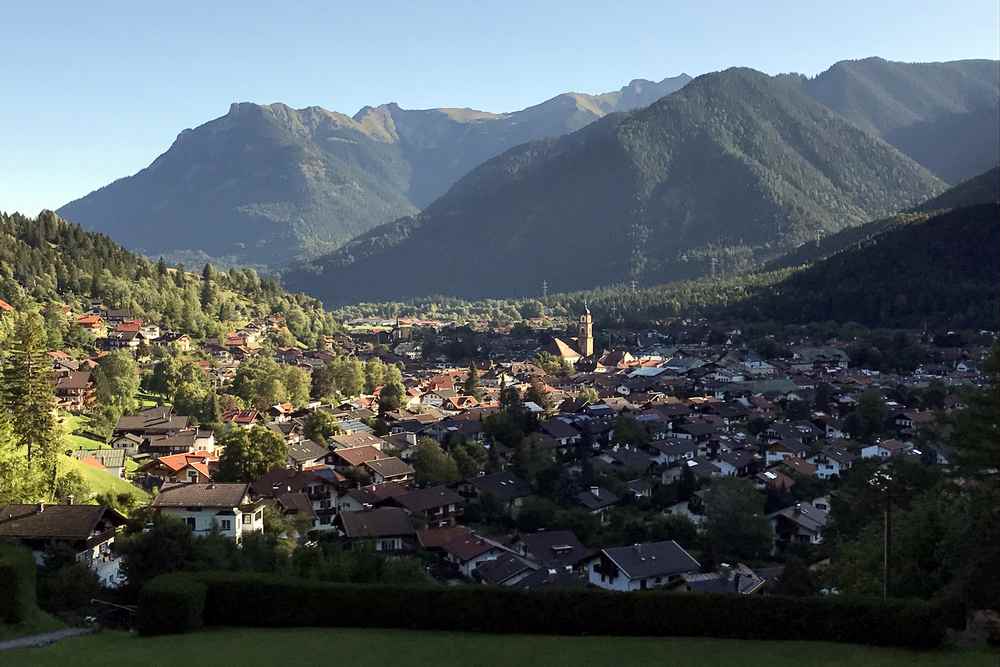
[2,311,61,495]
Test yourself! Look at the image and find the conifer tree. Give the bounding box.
[2,311,60,495]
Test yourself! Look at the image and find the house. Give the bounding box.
[339,507,416,552]
[157,332,193,352]
[768,500,829,552]
[221,409,259,429]
[330,432,386,451]
[251,467,344,531]
[807,447,854,479]
[0,503,127,587]
[76,314,107,337]
[363,457,416,485]
[137,450,217,485]
[861,438,911,460]
[71,448,127,480]
[540,419,582,447]
[114,406,192,438]
[151,483,265,543]
[587,540,700,591]
[475,552,536,586]
[272,493,317,534]
[440,533,511,577]
[389,485,465,528]
[55,370,95,410]
[515,529,594,573]
[143,428,216,456]
[459,471,533,516]
[330,445,385,469]
[286,438,329,470]
[573,486,619,524]
[716,450,755,477]
[681,562,767,594]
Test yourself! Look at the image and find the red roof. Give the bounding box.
[0,299,13,312]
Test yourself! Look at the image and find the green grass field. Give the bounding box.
[58,412,106,451]
[59,455,149,505]
[2,628,996,667]
[0,609,63,642]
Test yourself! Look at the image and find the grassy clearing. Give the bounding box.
[3,628,996,667]
[59,455,149,504]
[58,412,106,451]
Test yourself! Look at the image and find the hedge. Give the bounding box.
[137,573,206,636]
[139,571,946,648]
[0,543,37,623]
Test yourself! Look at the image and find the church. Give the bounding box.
[545,308,595,365]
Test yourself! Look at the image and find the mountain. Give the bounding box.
[284,67,945,304]
[800,58,1000,183]
[767,165,999,270]
[731,203,1000,329]
[56,75,691,266]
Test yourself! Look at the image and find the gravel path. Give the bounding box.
[0,627,95,651]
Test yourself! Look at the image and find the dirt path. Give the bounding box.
[0,627,95,651]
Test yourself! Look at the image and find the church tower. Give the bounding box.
[578,307,594,357]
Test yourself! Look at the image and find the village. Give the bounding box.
[1,294,991,607]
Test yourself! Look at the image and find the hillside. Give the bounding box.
[768,165,999,270]
[56,75,691,267]
[0,210,337,347]
[285,67,944,304]
[801,58,1000,182]
[732,204,1000,328]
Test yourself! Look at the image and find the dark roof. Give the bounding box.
[363,457,416,478]
[574,487,620,511]
[287,439,329,464]
[540,419,580,440]
[152,483,249,508]
[602,540,700,579]
[0,504,125,541]
[515,568,586,591]
[520,529,594,569]
[115,406,191,434]
[393,485,464,513]
[467,471,533,501]
[276,492,315,518]
[476,552,534,585]
[340,507,414,538]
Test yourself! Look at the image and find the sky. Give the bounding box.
[2,0,998,215]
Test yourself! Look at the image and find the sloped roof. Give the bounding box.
[0,504,125,540]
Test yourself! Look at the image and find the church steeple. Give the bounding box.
[578,306,594,357]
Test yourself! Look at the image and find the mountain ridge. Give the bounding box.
[284,66,946,304]
[57,74,693,265]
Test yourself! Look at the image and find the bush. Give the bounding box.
[38,562,101,614]
[137,574,206,635]
[138,571,946,648]
[0,543,37,623]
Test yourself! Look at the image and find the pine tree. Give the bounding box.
[463,364,481,399]
[2,311,60,495]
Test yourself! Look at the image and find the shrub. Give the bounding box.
[138,571,946,648]
[0,543,38,623]
[137,573,206,635]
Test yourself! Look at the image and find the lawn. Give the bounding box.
[0,609,63,642]
[58,412,106,451]
[3,628,996,667]
[59,455,149,505]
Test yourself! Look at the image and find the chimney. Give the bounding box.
[634,543,644,559]
[794,503,802,515]
[590,486,600,498]
[720,562,732,580]
[67,495,74,506]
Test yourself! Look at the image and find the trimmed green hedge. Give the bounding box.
[139,571,946,648]
[0,543,37,623]
[137,573,206,636]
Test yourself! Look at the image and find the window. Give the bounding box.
[243,514,252,525]
[187,470,198,482]
[220,519,232,531]
[185,517,196,530]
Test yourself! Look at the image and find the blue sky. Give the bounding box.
[2,0,998,215]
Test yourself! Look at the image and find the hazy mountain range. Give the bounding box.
[57,75,692,265]
[54,56,999,305]
[283,66,951,302]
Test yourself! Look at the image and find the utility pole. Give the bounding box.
[710,257,719,279]
[869,469,893,600]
